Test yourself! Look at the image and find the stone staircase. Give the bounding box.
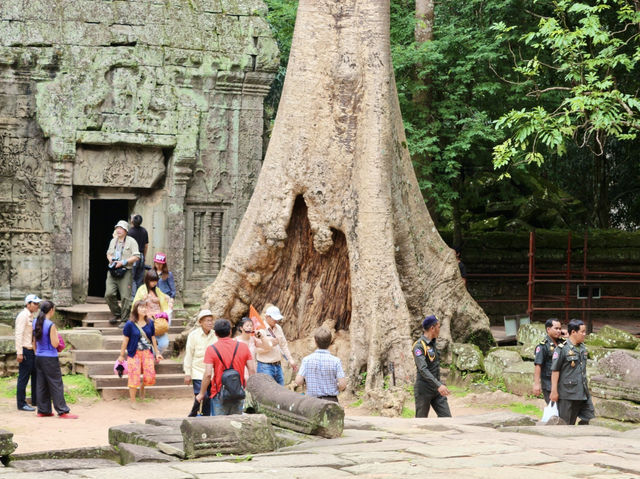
[58,303,193,400]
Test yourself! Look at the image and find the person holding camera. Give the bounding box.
[105,220,140,326]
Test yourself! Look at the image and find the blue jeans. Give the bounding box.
[210,392,243,416]
[257,361,284,386]
[188,379,210,416]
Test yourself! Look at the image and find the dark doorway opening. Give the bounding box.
[88,199,130,298]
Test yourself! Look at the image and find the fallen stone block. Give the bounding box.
[108,423,183,449]
[595,398,640,422]
[180,414,277,458]
[0,337,15,354]
[10,445,118,461]
[118,443,178,464]
[0,429,17,457]
[8,458,120,472]
[246,373,345,438]
[586,325,639,350]
[503,361,534,396]
[591,351,640,402]
[451,342,484,372]
[591,376,640,402]
[516,322,545,346]
[0,324,13,335]
[484,349,523,380]
[60,329,104,350]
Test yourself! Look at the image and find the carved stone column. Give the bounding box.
[47,138,75,305]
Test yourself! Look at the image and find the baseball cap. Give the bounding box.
[114,220,129,230]
[154,253,167,264]
[265,305,283,320]
[25,294,42,305]
[197,309,213,322]
[422,314,438,330]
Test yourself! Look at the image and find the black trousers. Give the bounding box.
[35,356,70,415]
[558,397,595,425]
[544,389,593,423]
[188,379,211,417]
[414,381,452,418]
[17,347,37,408]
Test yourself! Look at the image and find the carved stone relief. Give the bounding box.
[185,206,225,281]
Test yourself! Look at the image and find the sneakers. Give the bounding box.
[19,405,36,412]
[59,413,79,419]
[109,317,119,325]
[37,412,54,417]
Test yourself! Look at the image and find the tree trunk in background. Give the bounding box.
[415,0,434,43]
[202,0,493,393]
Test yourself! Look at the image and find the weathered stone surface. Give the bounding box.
[180,414,277,458]
[516,322,546,346]
[591,376,640,402]
[519,343,536,360]
[8,458,120,472]
[484,349,523,380]
[586,325,640,349]
[597,350,640,381]
[118,442,178,464]
[108,423,183,449]
[60,329,103,350]
[451,342,484,372]
[0,336,15,354]
[10,445,118,462]
[0,324,12,335]
[503,361,535,396]
[0,429,17,457]
[246,373,344,438]
[72,463,193,479]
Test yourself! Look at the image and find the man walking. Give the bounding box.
[127,214,149,297]
[15,294,41,411]
[197,319,255,416]
[254,305,296,386]
[183,310,217,416]
[533,318,564,403]
[413,315,451,418]
[105,220,140,325]
[550,319,595,425]
[295,327,346,402]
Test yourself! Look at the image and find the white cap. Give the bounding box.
[265,305,283,321]
[197,309,214,322]
[25,294,42,305]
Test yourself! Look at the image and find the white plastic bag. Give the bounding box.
[541,401,559,423]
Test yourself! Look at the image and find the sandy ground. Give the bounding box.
[0,386,544,455]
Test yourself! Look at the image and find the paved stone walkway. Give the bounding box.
[2,412,639,478]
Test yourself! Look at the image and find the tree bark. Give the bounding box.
[202,0,493,393]
[415,0,435,43]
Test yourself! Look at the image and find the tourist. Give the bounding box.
[236,317,256,377]
[132,270,172,354]
[254,305,296,386]
[183,310,217,416]
[106,220,141,325]
[196,319,254,416]
[128,214,149,297]
[117,300,163,408]
[33,301,78,418]
[413,315,452,418]
[153,252,176,300]
[550,319,595,425]
[295,327,346,402]
[533,318,564,403]
[15,294,41,411]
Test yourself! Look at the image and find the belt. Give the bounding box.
[258,360,281,366]
[317,395,339,403]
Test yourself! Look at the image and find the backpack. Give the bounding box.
[211,341,246,402]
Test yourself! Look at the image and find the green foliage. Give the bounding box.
[0,376,17,398]
[349,397,364,408]
[506,402,543,418]
[401,406,415,418]
[62,374,99,404]
[447,384,469,398]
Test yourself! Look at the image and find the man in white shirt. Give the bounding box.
[254,305,296,386]
[15,294,41,411]
[183,310,217,416]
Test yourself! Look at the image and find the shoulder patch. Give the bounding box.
[557,342,565,348]
[414,348,423,357]
[552,351,559,360]
[535,345,541,354]
[539,339,546,345]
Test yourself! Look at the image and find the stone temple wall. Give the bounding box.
[0,0,278,318]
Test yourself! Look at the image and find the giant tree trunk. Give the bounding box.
[202,0,493,392]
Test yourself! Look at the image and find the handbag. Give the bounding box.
[154,313,169,336]
[108,264,127,278]
[56,334,66,352]
[541,401,559,423]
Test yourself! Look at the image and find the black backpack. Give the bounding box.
[211,342,246,402]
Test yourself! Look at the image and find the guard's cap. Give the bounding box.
[422,315,439,330]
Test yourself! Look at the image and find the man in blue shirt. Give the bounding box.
[295,327,346,402]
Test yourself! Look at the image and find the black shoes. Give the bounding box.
[19,405,35,412]
[109,317,119,325]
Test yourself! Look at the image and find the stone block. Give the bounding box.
[59,329,104,350]
[516,322,546,346]
[484,349,523,380]
[503,361,535,396]
[108,423,183,448]
[118,443,178,464]
[246,373,345,438]
[595,398,640,423]
[451,342,484,372]
[8,458,120,472]
[0,336,15,354]
[0,429,17,457]
[586,325,640,350]
[180,414,277,458]
[519,343,536,360]
[0,323,12,335]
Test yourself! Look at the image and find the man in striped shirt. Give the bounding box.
[295,327,346,402]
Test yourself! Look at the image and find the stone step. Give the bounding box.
[81,318,188,329]
[72,349,177,361]
[91,373,186,388]
[102,336,180,350]
[75,360,183,376]
[101,384,193,400]
[94,326,186,336]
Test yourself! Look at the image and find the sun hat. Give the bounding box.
[114,220,129,230]
[197,309,214,322]
[265,305,283,320]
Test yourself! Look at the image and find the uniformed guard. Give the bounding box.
[533,318,564,403]
[413,315,451,418]
[550,319,595,425]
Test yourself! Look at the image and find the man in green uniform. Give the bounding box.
[533,318,564,404]
[550,319,595,425]
[413,315,451,418]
